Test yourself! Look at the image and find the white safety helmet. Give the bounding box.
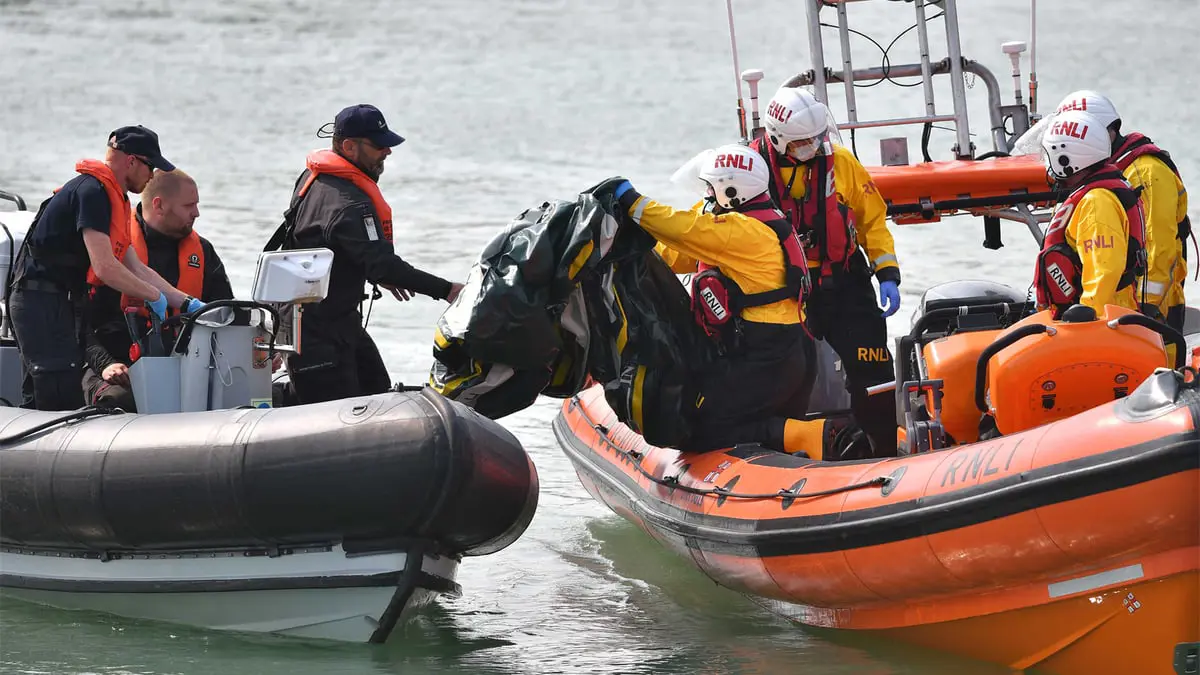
[691,143,770,210]
[763,87,832,161]
[1055,90,1120,131]
[1041,109,1112,181]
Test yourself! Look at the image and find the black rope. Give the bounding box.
[0,405,125,447]
[818,22,892,90]
[362,284,382,329]
[880,12,946,88]
[817,11,945,91]
[586,419,891,502]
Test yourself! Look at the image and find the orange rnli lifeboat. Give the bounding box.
[554,283,1199,675]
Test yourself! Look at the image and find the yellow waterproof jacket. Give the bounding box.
[1122,153,1190,312]
[1061,188,1138,314]
[777,144,899,279]
[628,197,799,325]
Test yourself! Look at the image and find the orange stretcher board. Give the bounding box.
[866,155,1061,224]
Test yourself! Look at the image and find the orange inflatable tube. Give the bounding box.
[556,370,1200,674]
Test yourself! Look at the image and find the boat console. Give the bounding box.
[129,247,334,413]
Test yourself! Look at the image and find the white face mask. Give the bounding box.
[787,133,825,162]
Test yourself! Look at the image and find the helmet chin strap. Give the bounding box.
[1050,166,1094,192]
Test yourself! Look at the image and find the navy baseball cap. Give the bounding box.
[319,104,405,148]
[108,125,175,171]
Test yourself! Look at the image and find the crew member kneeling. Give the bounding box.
[614,144,812,453]
[1036,109,1146,316]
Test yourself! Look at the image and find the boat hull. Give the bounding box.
[752,557,1197,673]
[0,387,535,642]
[0,544,460,642]
[554,372,1200,674]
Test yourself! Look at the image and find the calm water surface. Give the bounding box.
[1,0,1195,672]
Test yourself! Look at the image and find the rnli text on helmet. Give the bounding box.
[1057,98,1089,114]
[1050,120,1090,140]
[766,100,793,124]
[713,153,754,171]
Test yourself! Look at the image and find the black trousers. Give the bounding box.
[687,321,811,453]
[8,285,86,411]
[1166,304,1185,336]
[804,261,898,457]
[285,319,391,405]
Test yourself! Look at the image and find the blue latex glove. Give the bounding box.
[614,180,634,200]
[147,291,169,321]
[185,297,205,314]
[878,280,901,318]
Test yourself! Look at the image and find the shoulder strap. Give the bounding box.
[739,208,806,307]
[263,171,315,252]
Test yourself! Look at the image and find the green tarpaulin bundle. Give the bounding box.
[430,178,716,449]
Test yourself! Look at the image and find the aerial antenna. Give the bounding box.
[725,0,748,141]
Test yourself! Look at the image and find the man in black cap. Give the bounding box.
[265,104,463,404]
[8,125,202,410]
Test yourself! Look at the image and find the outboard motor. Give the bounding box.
[909,279,1031,337]
[129,248,334,413]
[895,279,1034,452]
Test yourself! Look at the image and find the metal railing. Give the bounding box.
[794,0,1034,159]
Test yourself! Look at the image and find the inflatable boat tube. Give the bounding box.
[0,387,538,557]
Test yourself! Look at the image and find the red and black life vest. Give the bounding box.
[1035,165,1147,311]
[750,137,857,282]
[1111,132,1193,246]
[690,194,810,349]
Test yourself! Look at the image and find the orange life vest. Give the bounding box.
[77,160,133,288]
[297,150,393,241]
[119,209,204,312]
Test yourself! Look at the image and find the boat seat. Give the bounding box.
[982,306,1172,436]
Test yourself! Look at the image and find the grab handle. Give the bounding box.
[1107,313,1187,369]
[165,300,282,357]
[974,324,1052,413]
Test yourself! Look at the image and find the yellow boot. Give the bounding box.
[783,418,828,460]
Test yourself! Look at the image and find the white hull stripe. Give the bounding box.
[1046,563,1144,599]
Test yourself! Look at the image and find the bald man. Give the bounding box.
[82,170,233,411]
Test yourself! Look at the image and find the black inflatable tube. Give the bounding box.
[0,388,538,557]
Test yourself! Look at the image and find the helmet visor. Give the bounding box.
[787,131,827,162]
